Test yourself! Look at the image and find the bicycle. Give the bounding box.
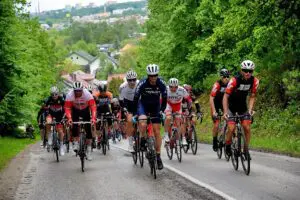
[182,112,202,155]
[164,113,182,162]
[135,115,162,179]
[131,116,139,165]
[63,120,71,153]
[216,115,229,161]
[72,118,92,172]
[45,118,61,162]
[111,115,122,144]
[228,114,252,175]
[96,113,112,155]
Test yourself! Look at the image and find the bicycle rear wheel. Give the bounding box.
[240,133,251,175]
[191,126,198,155]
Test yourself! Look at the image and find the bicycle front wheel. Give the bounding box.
[231,135,239,170]
[191,126,198,155]
[132,136,138,164]
[240,133,250,175]
[217,134,223,159]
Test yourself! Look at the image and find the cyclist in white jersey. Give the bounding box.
[164,78,192,145]
[119,70,139,152]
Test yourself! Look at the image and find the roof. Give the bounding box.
[107,73,126,83]
[68,51,97,64]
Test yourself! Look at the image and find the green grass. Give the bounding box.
[195,93,300,157]
[0,136,38,171]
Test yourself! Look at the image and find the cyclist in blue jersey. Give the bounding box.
[133,64,167,170]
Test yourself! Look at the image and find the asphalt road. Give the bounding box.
[1,139,299,200]
[6,142,223,200]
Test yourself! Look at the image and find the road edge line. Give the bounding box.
[112,144,236,200]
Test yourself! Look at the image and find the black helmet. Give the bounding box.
[220,68,229,77]
[98,83,107,92]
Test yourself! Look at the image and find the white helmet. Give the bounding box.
[111,98,119,104]
[73,81,83,90]
[146,64,159,75]
[241,60,255,70]
[126,70,137,80]
[168,78,179,87]
[86,85,93,91]
[50,86,59,94]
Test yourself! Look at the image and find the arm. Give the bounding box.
[248,78,259,114]
[88,99,97,121]
[210,96,216,115]
[160,80,167,112]
[222,94,229,117]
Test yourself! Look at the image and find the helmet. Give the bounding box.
[146,64,159,75]
[220,68,230,77]
[73,81,83,90]
[126,70,137,80]
[98,83,107,92]
[86,85,93,92]
[111,98,119,104]
[50,86,59,94]
[241,60,255,70]
[183,84,192,92]
[168,78,179,87]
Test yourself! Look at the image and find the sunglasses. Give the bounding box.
[148,74,158,78]
[51,93,58,96]
[222,76,229,78]
[74,89,83,92]
[127,79,137,82]
[169,86,178,89]
[242,69,253,73]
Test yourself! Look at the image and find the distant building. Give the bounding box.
[40,23,50,30]
[98,44,114,52]
[67,51,100,76]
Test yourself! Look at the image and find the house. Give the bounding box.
[61,70,102,93]
[107,73,126,83]
[97,44,114,52]
[67,51,100,76]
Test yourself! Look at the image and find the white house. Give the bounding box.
[67,51,100,76]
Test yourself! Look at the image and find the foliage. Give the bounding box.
[0,0,57,134]
[108,78,124,97]
[58,59,83,74]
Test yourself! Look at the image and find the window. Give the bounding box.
[77,56,78,59]
[71,57,73,59]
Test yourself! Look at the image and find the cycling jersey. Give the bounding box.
[226,73,259,113]
[64,89,96,120]
[165,86,191,115]
[93,91,113,114]
[64,89,96,140]
[134,77,167,123]
[119,81,139,114]
[210,80,228,112]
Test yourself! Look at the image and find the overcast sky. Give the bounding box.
[28,0,139,12]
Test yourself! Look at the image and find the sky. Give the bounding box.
[28,0,139,13]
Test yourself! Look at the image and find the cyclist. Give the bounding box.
[164,78,192,146]
[182,84,202,140]
[223,60,259,157]
[134,64,167,170]
[64,81,97,161]
[94,83,113,147]
[42,86,66,155]
[210,69,230,151]
[111,97,122,141]
[119,70,139,152]
[37,101,48,146]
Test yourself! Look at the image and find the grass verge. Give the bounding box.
[0,136,38,171]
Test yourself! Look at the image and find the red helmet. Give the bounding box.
[183,84,192,92]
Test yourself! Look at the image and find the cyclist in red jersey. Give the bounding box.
[210,69,230,151]
[64,81,97,161]
[223,60,259,156]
